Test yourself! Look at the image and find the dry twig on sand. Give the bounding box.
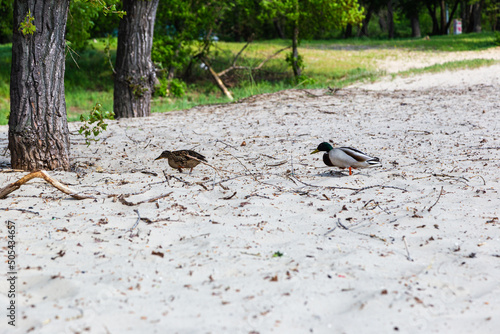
[118,192,173,206]
[0,207,40,215]
[0,170,95,200]
[427,186,444,212]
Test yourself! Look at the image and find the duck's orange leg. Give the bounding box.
[348,167,352,175]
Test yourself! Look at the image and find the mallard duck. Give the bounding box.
[311,142,381,175]
[155,150,206,173]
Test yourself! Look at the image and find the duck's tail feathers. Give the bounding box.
[367,157,382,167]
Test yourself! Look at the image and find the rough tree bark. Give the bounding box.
[9,0,71,171]
[359,5,374,37]
[387,0,395,39]
[440,0,447,34]
[470,1,483,33]
[425,2,440,35]
[114,0,159,118]
[410,14,421,38]
[291,19,301,78]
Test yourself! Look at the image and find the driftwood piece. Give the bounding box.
[0,170,95,200]
[202,59,234,100]
[118,192,173,206]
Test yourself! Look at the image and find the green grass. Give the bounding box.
[0,32,498,125]
[303,31,497,51]
[397,58,499,77]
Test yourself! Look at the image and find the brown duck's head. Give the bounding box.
[155,150,172,161]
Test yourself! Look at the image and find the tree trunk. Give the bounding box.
[273,17,285,39]
[444,0,460,33]
[291,21,301,78]
[410,13,421,38]
[359,5,374,37]
[425,2,440,35]
[114,0,159,118]
[387,0,395,39]
[462,0,469,31]
[470,1,483,33]
[440,0,447,34]
[9,0,71,171]
[344,24,353,38]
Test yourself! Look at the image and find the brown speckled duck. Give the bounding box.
[155,150,206,173]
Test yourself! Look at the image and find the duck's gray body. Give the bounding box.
[312,142,381,175]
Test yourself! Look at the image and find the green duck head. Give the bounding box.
[311,142,334,154]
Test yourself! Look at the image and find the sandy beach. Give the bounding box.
[1,48,500,333]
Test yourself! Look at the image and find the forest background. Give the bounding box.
[0,0,499,125]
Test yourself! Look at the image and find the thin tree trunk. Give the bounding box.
[290,0,301,79]
[9,0,71,171]
[444,0,460,33]
[273,17,285,39]
[425,2,440,35]
[359,5,374,37]
[344,24,353,38]
[440,0,447,34]
[291,21,301,78]
[114,0,159,118]
[470,1,483,32]
[387,0,395,39]
[410,14,421,38]
[462,1,469,31]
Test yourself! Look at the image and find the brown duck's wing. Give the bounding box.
[184,150,206,161]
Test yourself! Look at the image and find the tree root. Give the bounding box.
[0,170,95,200]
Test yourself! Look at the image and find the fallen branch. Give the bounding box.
[335,218,387,242]
[0,170,95,200]
[201,58,234,100]
[351,185,407,195]
[0,169,26,173]
[217,34,254,77]
[0,207,40,215]
[218,45,291,77]
[221,191,237,200]
[118,192,173,206]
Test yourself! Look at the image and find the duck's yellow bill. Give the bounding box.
[310,149,319,154]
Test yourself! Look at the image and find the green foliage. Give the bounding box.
[285,51,304,71]
[155,77,186,98]
[68,0,124,51]
[260,0,364,78]
[19,10,35,36]
[78,103,114,146]
[73,0,125,18]
[273,251,284,257]
[152,35,192,79]
[495,32,500,46]
[1,33,499,125]
[0,0,13,43]
[260,0,365,38]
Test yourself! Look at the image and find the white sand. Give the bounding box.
[1,50,500,333]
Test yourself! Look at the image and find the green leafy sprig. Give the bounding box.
[78,103,115,146]
[19,10,36,36]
